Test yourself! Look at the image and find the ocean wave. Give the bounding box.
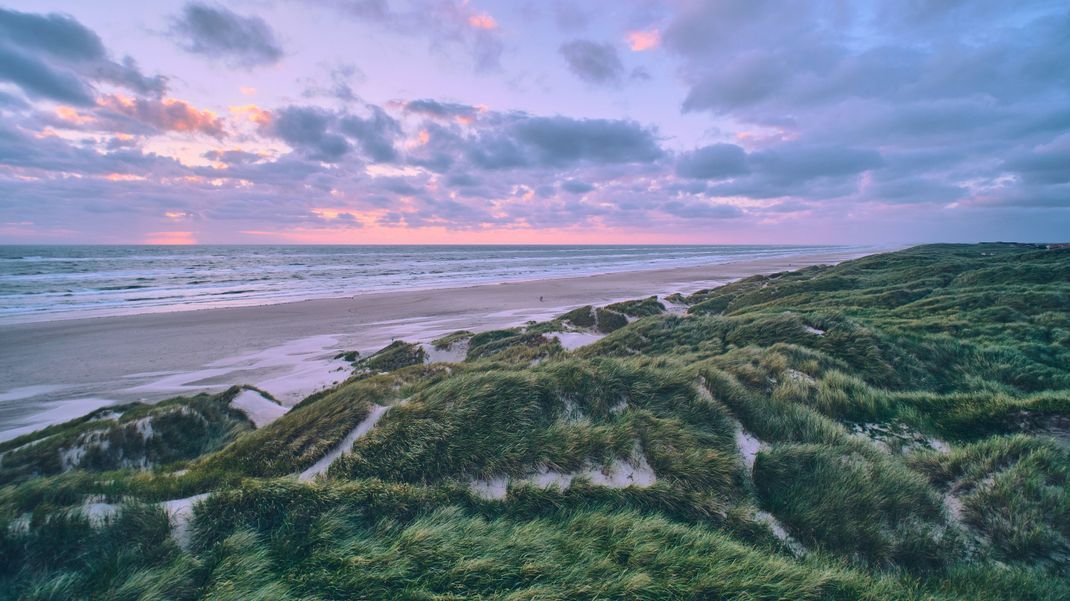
[0,245,864,322]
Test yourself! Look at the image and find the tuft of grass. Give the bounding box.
[594,307,628,333]
[431,330,473,349]
[908,435,1070,563]
[754,443,952,569]
[0,388,251,486]
[557,305,596,328]
[606,296,666,318]
[356,340,425,373]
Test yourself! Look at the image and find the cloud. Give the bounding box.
[672,139,885,201]
[465,133,527,170]
[511,117,662,166]
[629,66,652,82]
[301,63,363,101]
[0,44,96,105]
[659,199,743,220]
[465,115,664,170]
[662,1,1070,121]
[653,0,1070,217]
[626,30,660,52]
[1003,136,1070,184]
[679,51,791,113]
[748,144,883,184]
[0,8,106,61]
[404,122,463,172]
[470,29,505,72]
[94,57,169,97]
[467,13,497,30]
[676,144,749,179]
[552,2,592,32]
[263,106,351,162]
[561,180,594,194]
[0,8,167,105]
[696,144,883,200]
[171,2,284,67]
[203,149,264,165]
[402,99,480,121]
[97,94,225,137]
[3,0,1065,247]
[257,104,403,164]
[864,176,966,205]
[402,110,663,174]
[0,120,186,177]
[446,172,480,187]
[339,107,402,162]
[317,0,504,72]
[0,89,30,110]
[559,40,625,86]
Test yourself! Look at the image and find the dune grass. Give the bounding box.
[1,243,1067,599]
[0,388,251,486]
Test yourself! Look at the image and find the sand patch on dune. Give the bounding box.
[735,427,764,475]
[785,369,816,384]
[696,380,767,475]
[851,421,950,455]
[80,497,120,527]
[60,430,111,471]
[580,453,656,488]
[421,340,469,364]
[230,388,288,428]
[468,444,656,500]
[298,404,390,481]
[755,509,807,555]
[469,475,510,500]
[659,296,689,315]
[161,493,210,550]
[8,513,31,534]
[550,331,606,350]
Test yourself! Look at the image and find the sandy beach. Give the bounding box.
[0,249,870,440]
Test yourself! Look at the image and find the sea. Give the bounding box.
[0,245,859,323]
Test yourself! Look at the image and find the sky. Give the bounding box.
[0,1,1067,245]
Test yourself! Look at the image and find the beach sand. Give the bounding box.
[0,249,870,440]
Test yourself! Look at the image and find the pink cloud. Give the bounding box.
[143,231,197,244]
[98,94,225,137]
[626,29,660,52]
[467,13,497,30]
[229,104,273,126]
[102,173,147,182]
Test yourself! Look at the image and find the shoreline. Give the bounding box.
[0,248,875,440]
[1,245,870,326]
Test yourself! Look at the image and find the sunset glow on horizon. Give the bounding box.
[0,1,1066,245]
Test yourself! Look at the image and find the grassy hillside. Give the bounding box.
[1,243,1067,600]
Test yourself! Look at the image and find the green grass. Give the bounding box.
[355,340,426,373]
[431,330,474,349]
[6,479,1065,600]
[606,295,666,318]
[328,359,739,499]
[2,243,1068,599]
[908,435,1070,562]
[0,388,251,486]
[754,443,952,568]
[558,305,597,328]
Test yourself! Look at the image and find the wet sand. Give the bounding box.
[0,249,871,440]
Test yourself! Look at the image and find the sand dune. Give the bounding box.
[0,250,869,439]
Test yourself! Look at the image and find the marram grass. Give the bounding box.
[1,243,1068,600]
